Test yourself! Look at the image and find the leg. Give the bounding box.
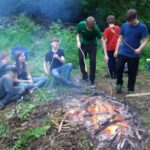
[0,86,25,108]
[127,57,139,92]
[51,67,72,86]
[107,51,116,78]
[88,45,97,84]
[78,45,88,80]
[62,63,73,80]
[32,76,48,88]
[116,55,126,86]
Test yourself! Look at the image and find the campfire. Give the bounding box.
[64,95,145,150]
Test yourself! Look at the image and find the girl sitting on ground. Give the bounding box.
[14,51,47,92]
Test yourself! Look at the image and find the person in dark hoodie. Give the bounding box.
[0,67,25,110]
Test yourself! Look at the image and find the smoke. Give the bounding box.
[0,0,82,23]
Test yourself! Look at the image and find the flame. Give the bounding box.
[66,97,129,137]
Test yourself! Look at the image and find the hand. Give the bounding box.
[104,55,109,62]
[44,70,49,75]
[27,79,33,84]
[134,48,141,54]
[53,54,59,59]
[77,42,81,49]
[114,50,118,58]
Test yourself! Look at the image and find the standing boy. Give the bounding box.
[103,15,120,79]
[114,9,148,94]
[76,16,108,87]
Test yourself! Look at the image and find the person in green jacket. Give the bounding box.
[76,16,108,88]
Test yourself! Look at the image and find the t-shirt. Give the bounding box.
[45,49,64,70]
[119,22,148,58]
[103,25,120,51]
[77,21,102,45]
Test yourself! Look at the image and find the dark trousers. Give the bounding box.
[78,44,97,84]
[107,51,116,75]
[116,55,139,91]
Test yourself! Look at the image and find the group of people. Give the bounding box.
[76,8,148,93]
[0,8,148,110]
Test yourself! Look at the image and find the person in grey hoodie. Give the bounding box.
[0,67,25,110]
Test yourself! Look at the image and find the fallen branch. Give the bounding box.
[126,93,150,98]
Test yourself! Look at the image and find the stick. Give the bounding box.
[79,48,88,72]
[58,119,64,132]
[126,92,150,98]
[146,58,150,62]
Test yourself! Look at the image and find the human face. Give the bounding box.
[19,53,26,62]
[128,19,138,25]
[51,41,59,50]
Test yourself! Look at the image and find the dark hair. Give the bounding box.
[15,51,27,75]
[126,9,137,21]
[107,15,115,24]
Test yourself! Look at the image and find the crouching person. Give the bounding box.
[44,38,79,88]
[0,67,25,110]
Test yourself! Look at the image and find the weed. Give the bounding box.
[13,125,51,150]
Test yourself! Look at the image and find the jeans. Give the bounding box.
[116,55,139,91]
[17,76,48,91]
[51,63,73,86]
[78,44,97,84]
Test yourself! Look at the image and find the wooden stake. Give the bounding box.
[146,58,150,62]
[126,92,150,98]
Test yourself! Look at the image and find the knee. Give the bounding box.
[51,69,60,78]
[66,63,73,69]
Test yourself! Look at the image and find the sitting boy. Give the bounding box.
[43,38,79,87]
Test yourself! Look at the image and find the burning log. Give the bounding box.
[64,96,146,150]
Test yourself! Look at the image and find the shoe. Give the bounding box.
[116,84,122,93]
[70,82,81,88]
[127,90,134,94]
[80,78,89,83]
[90,84,96,88]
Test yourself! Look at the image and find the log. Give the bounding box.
[126,93,150,98]
[146,58,150,62]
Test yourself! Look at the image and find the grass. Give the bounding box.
[0,14,150,149]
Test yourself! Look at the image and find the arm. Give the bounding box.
[53,54,65,64]
[43,61,50,75]
[134,37,148,54]
[76,33,81,49]
[99,37,109,62]
[114,35,123,57]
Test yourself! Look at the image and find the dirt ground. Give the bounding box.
[0,71,150,150]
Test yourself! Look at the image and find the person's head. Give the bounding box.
[50,38,60,50]
[86,16,96,30]
[15,51,26,63]
[107,15,115,24]
[0,52,10,65]
[126,9,137,24]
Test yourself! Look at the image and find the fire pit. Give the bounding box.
[63,95,146,150]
